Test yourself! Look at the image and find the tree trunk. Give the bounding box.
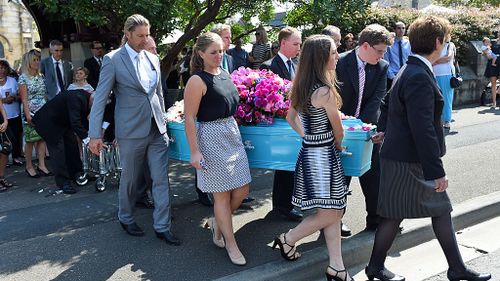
[160,0,224,78]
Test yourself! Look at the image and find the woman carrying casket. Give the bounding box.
[184,32,251,266]
[272,34,352,281]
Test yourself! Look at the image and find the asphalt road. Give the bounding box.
[0,105,499,281]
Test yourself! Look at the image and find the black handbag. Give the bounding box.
[0,132,12,156]
[449,46,463,88]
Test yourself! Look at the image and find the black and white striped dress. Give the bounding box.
[292,84,348,210]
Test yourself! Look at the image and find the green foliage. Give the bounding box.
[433,0,500,8]
[31,0,273,76]
[282,0,370,37]
[366,6,500,62]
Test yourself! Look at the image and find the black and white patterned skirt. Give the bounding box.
[292,133,348,210]
[196,116,252,193]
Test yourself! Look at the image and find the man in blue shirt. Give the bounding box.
[384,22,411,90]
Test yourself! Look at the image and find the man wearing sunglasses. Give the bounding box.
[84,41,105,89]
[384,22,411,90]
[336,24,391,234]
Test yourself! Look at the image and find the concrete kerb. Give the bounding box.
[216,191,500,281]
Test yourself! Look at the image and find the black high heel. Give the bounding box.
[447,268,491,281]
[37,167,53,176]
[325,265,353,281]
[271,233,300,261]
[25,168,40,178]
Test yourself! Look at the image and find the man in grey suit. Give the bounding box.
[88,14,180,245]
[40,40,73,100]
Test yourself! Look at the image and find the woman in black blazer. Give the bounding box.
[365,16,491,281]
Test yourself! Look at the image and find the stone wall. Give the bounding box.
[0,0,38,67]
[453,41,494,106]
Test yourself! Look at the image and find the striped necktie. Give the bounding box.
[355,63,365,118]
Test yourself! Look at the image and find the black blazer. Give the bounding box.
[84,57,101,89]
[260,55,295,81]
[378,56,446,180]
[33,90,91,144]
[336,50,388,125]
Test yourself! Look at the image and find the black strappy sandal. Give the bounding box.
[326,265,354,281]
[272,233,301,261]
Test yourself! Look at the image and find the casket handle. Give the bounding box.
[243,140,255,150]
[340,150,352,157]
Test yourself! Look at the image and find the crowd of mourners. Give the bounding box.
[0,12,496,281]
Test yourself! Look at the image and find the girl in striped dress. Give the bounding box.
[272,35,351,281]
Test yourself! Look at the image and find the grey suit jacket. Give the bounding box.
[39,56,73,100]
[88,46,167,140]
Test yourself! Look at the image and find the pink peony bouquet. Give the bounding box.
[230,67,292,125]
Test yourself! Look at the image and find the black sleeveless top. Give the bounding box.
[195,70,239,122]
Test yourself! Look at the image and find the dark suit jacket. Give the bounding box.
[39,56,73,100]
[84,56,101,89]
[259,55,295,81]
[33,90,91,144]
[378,56,446,180]
[336,50,389,125]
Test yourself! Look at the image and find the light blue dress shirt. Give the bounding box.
[384,37,412,79]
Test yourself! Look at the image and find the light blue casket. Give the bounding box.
[167,118,374,177]
[167,122,191,161]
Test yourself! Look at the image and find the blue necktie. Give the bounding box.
[398,40,404,67]
[287,59,294,79]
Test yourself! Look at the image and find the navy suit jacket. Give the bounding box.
[336,50,388,125]
[260,55,295,81]
[84,57,101,89]
[378,56,446,180]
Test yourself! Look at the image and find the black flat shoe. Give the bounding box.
[37,167,53,177]
[447,268,491,281]
[242,196,255,204]
[61,185,77,194]
[13,159,24,166]
[365,266,405,281]
[25,168,40,178]
[341,222,352,237]
[155,230,181,246]
[120,222,145,237]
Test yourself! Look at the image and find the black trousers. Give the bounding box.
[7,116,23,159]
[45,130,83,188]
[272,170,295,211]
[345,143,381,227]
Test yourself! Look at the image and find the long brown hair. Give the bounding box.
[190,32,223,75]
[290,34,341,113]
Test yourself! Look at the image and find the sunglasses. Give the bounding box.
[255,33,261,36]
[93,47,103,50]
[272,46,279,49]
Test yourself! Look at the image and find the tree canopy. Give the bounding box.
[32,0,274,75]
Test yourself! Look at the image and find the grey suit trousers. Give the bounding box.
[117,121,171,232]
